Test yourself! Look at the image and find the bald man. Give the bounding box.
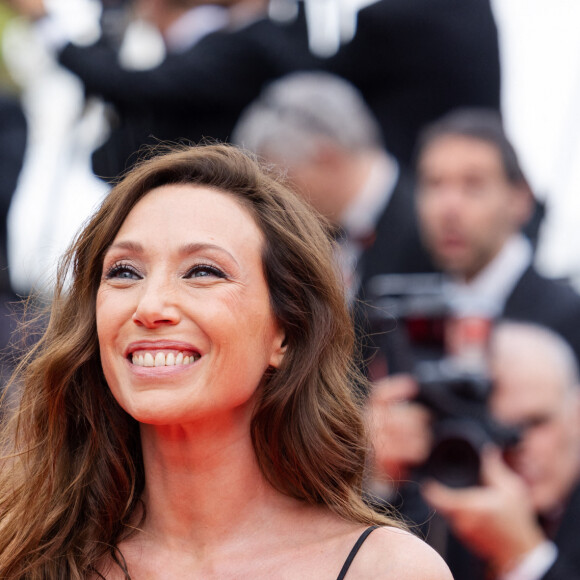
[423,322,580,579]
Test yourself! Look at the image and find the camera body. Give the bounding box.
[366,273,518,487]
[413,359,519,487]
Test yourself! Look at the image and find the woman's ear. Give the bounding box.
[268,329,287,369]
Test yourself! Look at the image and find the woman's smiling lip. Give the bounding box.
[124,340,202,368]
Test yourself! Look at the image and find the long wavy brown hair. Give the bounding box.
[0,144,399,578]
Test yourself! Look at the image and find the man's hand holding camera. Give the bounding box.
[367,374,433,482]
[423,446,547,576]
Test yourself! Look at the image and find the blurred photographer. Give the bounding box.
[367,307,497,514]
[367,108,580,534]
[423,321,580,579]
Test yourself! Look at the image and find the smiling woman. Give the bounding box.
[0,144,451,579]
[96,184,287,428]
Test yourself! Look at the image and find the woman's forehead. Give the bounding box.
[110,184,265,260]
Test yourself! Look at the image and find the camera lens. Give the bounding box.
[423,419,491,488]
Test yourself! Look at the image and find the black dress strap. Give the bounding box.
[336,525,380,580]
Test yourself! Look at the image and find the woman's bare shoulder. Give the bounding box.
[348,526,453,579]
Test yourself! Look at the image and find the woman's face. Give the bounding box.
[96,184,286,427]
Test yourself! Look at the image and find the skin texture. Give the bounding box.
[94,183,452,579]
[415,134,531,282]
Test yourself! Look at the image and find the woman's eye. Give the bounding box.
[185,264,226,279]
[105,263,142,280]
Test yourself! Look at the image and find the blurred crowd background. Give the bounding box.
[0,0,579,293]
[1,1,580,578]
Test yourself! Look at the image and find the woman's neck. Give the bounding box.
[135,420,291,547]
[110,422,360,579]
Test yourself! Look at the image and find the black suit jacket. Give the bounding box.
[444,483,580,580]
[0,94,27,295]
[0,94,27,386]
[58,12,320,180]
[355,171,435,379]
[359,171,434,293]
[503,266,580,366]
[325,0,501,165]
[544,484,580,579]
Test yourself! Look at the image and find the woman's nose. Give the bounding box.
[132,279,181,328]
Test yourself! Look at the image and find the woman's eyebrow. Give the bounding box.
[105,240,240,267]
[105,240,144,255]
[178,242,241,268]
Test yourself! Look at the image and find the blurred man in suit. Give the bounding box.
[234,71,433,307]
[415,108,580,364]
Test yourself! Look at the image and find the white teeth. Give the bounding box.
[132,351,198,367]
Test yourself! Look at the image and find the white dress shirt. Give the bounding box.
[443,233,533,318]
[335,153,398,300]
